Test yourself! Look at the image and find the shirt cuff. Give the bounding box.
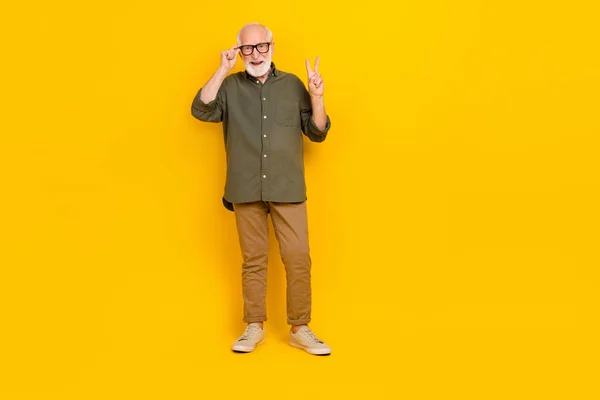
[193,88,217,112]
[308,115,331,135]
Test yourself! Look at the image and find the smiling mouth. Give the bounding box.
[251,61,264,66]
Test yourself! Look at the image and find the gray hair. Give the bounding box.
[236,23,273,45]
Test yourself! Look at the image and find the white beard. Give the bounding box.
[244,53,272,77]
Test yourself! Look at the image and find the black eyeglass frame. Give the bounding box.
[237,42,272,56]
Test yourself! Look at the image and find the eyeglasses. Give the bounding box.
[238,42,271,56]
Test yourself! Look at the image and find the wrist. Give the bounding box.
[217,65,231,76]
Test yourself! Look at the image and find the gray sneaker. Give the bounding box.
[232,323,264,353]
[289,326,332,355]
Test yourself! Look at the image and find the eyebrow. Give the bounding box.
[238,41,269,46]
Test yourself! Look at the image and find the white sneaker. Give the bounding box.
[232,323,264,353]
[289,326,332,355]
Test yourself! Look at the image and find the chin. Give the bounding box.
[245,58,272,77]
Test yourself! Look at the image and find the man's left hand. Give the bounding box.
[305,57,324,98]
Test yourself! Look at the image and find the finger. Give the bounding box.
[305,59,312,74]
[315,77,323,87]
[314,56,320,73]
[226,46,238,59]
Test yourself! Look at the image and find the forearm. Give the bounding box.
[199,67,229,103]
[310,95,327,131]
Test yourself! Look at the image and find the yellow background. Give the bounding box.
[1,0,598,398]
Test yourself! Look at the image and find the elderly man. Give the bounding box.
[191,23,332,355]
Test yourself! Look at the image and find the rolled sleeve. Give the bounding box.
[191,87,225,123]
[302,113,331,142]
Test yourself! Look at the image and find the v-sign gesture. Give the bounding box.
[306,57,324,97]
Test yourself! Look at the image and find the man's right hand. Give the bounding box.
[197,46,239,104]
[220,46,240,72]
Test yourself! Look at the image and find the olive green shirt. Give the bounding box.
[191,63,331,211]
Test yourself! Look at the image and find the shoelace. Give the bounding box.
[301,328,324,344]
[238,325,260,342]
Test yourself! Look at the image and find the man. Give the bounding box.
[191,23,332,355]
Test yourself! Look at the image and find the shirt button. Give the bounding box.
[263,98,266,100]
[262,175,266,178]
[263,115,267,119]
[256,80,259,83]
[263,134,267,137]
[264,154,267,158]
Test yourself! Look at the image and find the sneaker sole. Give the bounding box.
[289,340,331,356]
[232,338,264,353]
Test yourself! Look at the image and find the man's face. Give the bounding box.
[238,26,273,77]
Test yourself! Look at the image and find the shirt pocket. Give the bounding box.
[274,100,300,127]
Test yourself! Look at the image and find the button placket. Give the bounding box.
[260,84,270,200]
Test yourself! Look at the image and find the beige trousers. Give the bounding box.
[233,201,311,325]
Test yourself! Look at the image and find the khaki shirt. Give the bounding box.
[191,63,331,211]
